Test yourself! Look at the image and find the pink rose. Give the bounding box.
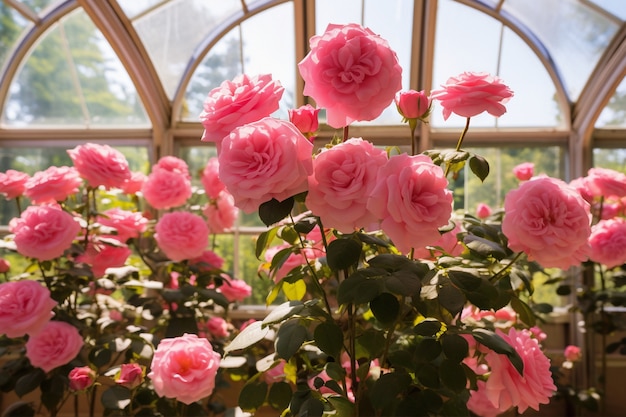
[200,74,284,147]
[148,333,221,405]
[430,72,514,120]
[395,90,430,120]
[97,208,148,242]
[24,166,82,204]
[585,167,626,199]
[0,258,10,273]
[367,154,453,254]
[298,23,403,128]
[596,200,622,219]
[116,363,144,389]
[218,117,313,213]
[413,222,464,260]
[305,138,388,233]
[154,211,209,261]
[154,156,190,179]
[467,380,502,417]
[68,366,96,391]
[142,166,192,210]
[569,176,594,204]
[9,205,81,261]
[263,244,310,283]
[206,316,229,339]
[288,104,320,139]
[0,169,30,199]
[0,280,57,338]
[564,345,582,362]
[121,171,147,195]
[26,321,83,373]
[203,191,239,233]
[201,158,227,199]
[190,250,225,271]
[513,162,534,181]
[588,217,626,268]
[75,241,132,277]
[502,176,591,269]
[476,203,492,219]
[262,360,286,384]
[218,277,252,303]
[67,143,131,189]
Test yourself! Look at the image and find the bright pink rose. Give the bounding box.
[513,162,534,181]
[468,380,502,417]
[9,205,81,261]
[588,217,626,268]
[431,72,514,120]
[502,176,591,269]
[24,166,82,204]
[201,158,227,199]
[148,333,221,405]
[564,345,582,362]
[413,222,464,260]
[298,23,403,128]
[203,191,239,233]
[121,171,147,195]
[263,244,310,283]
[190,250,225,271]
[76,242,132,277]
[116,363,144,389]
[288,104,320,139]
[0,169,30,199]
[0,280,57,338]
[569,176,594,204]
[529,326,547,342]
[68,366,96,391]
[367,154,453,254]
[218,277,252,303]
[206,316,229,339]
[26,321,83,373]
[395,90,430,120]
[218,117,313,213]
[200,74,284,147]
[97,208,148,242]
[476,203,493,219]
[154,156,190,179]
[154,211,209,261]
[306,138,387,233]
[0,258,10,273]
[597,200,622,219]
[142,166,192,210]
[67,143,131,189]
[585,167,626,199]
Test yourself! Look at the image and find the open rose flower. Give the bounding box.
[26,321,84,373]
[154,211,209,261]
[430,71,514,120]
[67,143,131,189]
[75,241,132,277]
[203,191,239,233]
[190,250,225,271]
[502,176,591,269]
[121,171,147,195]
[148,333,221,405]
[68,366,96,391]
[201,157,227,199]
[0,169,30,199]
[0,280,57,338]
[24,166,82,204]
[218,117,313,213]
[200,74,284,147]
[585,167,626,199]
[142,164,192,210]
[116,363,144,389]
[588,217,626,268]
[298,23,403,128]
[218,276,252,303]
[154,155,191,179]
[96,208,148,242]
[205,316,229,339]
[564,345,582,362]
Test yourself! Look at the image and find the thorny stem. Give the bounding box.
[491,252,523,283]
[444,117,471,177]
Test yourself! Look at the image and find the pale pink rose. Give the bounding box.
[288,104,320,139]
[121,171,147,195]
[9,205,81,261]
[142,166,192,210]
[564,345,582,362]
[0,280,57,338]
[476,203,493,219]
[200,74,284,147]
[148,333,221,405]
[569,176,595,204]
[68,366,96,391]
[154,156,191,179]
[26,321,83,373]
[479,328,556,414]
[97,208,148,242]
[218,117,313,213]
[395,90,430,120]
[512,162,534,181]
[431,72,514,120]
[468,380,502,417]
[201,158,227,199]
[305,138,387,233]
[190,250,225,271]
[203,191,239,233]
[586,167,626,199]
[206,316,229,339]
[0,258,10,273]
[262,360,286,384]
[502,176,591,269]
[24,166,82,204]
[67,143,131,189]
[76,242,132,277]
[596,200,622,219]
[367,154,453,254]
[298,23,403,128]
[154,211,209,261]
[218,277,252,303]
[588,217,626,268]
[263,244,310,283]
[0,169,30,199]
[413,222,463,260]
[116,363,144,389]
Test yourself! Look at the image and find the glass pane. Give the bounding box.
[588,0,626,20]
[3,10,149,127]
[593,148,626,172]
[179,145,218,185]
[18,0,60,15]
[595,77,626,128]
[0,4,30,67]
[116,0,166,20]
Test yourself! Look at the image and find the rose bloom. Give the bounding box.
[142,166,192,210]
[10,205,81,261]
[218,117,313,213]
[68,366,96,391]
[585,167,626,199]
[24,166,82,204]
[564,345,582,362]
[26,321,84,373]
[190,250,225,271]
[596,200,622,220]
[218,277,252,303]
[203,191,239,233]
[395,90,430,120]
[121,171,147,195]
[154,155,191,179]
[413,222,464,260]
[263,244,311,284]
[116,363,144,389]
[201,157,227,199]
[97,208,148,242]
[476,203,493,219]
[200,74,284,147]
[298,23,402,128]
[288,104,320,138]
[75,242,132,277]
[206,316,229,339]
[367,154,453,254]
[513,162,534,181]
[430,71,514,120]
[467,380,502,417]
[502,176,591,269]
[0,169,30,199]
[67,143,131,189]
[154,211,209,261]
[148,333,221,405]
[0,258,10,273]
[0,280,57,338]
[569,176,595,204]
[306,138,388,233]
[588,217,626,268]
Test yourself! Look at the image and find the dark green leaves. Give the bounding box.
[469,154,489,182]
[472,328,524,375]
[275,320,308,360]
[314,321,344,359]
[259,197,294,226]
[327,238,362,270]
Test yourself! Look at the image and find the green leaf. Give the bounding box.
[441,333,469,363]
[337,270,384,305]
[275,320,308,360]
[314,321,344,359]
[416,363,440,388]
[414,319,442,337]
[465,279,499,310]
[469,154,490,182]
[101,385,131,410]
[385,270,422,296]
[263,300,305,325]
[259,197,294,227]
[298,398,325,417]
[1,402,35,417]
[256,228,278,259]
[438,281,467,317]
[356,329,386,359]
[14,369,45,397]
[439,359,467,392]
[41,375,67,412]
[224,321,269,354]
[416,338,442,362]
[464,235,507,260]
[326,238,362,271]
[369,372,412,410]
[327,396,355,417]
[268,381,292,410]
[370,292,400,326]
[510,297,536,327]
[448,269,483,291]
[471,328,524,375]
[238,380,268,412]
[89,346,113,368]
[441,396,470,417]
[325,362,347,381]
